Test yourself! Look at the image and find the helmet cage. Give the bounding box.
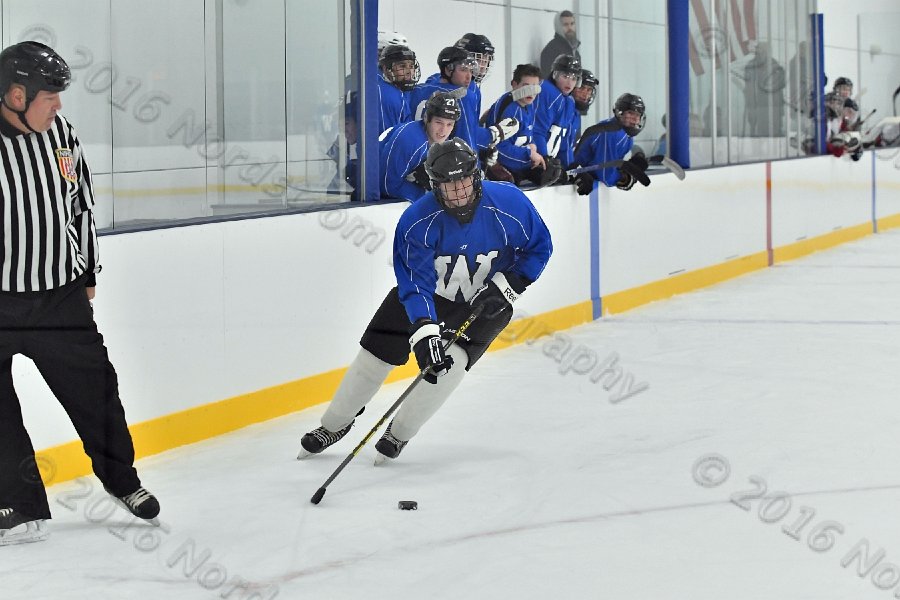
[379,46,420,91]
[424,138,484,223]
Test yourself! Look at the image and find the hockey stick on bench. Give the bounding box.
[310,304,485,505]
[566,154,685,182]
[650,155,686,180]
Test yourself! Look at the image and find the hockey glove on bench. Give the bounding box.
[410,320,454,384]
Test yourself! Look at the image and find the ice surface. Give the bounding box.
[4,230,900,600]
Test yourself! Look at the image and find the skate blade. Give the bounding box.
[296,448,315,460]
[374,452,391,466]
[0,520,49,546]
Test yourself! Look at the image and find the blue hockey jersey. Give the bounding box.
[408,74,492,153]
[394,181,553,324]
[532,80,579,168]
[572,118,634,187]
[379,121,430,201]
[483,92,537,173]
[377,74,412,135]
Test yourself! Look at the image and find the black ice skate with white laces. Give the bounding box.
[297,408,365,459]
[0,508,49,546]
[374,422,409,465]
[105,486,161,526]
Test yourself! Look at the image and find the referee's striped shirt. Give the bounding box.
[0,113,99,293]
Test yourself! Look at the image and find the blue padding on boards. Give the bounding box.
[667,0,690,169]
[357,0,380,201]
[812,13,827,155]
[590,187,601,320]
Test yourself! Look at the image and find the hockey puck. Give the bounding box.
[398,500,418,510]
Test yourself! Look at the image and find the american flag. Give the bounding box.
[689,0,758,75]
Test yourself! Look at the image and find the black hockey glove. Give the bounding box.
[540,156,562,186]
[620,154,651,187]
[406,162,432,189]
[626,151,649,172]
[616,171,636,191]
[469,272,529,319]
[574,172,595,196]
[409,319,453,384]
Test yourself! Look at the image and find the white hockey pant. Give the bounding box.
[321,345,469,441]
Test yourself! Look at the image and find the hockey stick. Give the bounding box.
[310,304,485,505]
[566,159,650,186]
[566,154,685,182]
[651,156,686,181]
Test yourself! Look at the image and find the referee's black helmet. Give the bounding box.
[0,41,71,100]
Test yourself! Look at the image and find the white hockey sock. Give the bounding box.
[321,348,393,432]
[389,345,469,441]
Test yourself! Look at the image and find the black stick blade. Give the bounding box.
[310,487,326,505]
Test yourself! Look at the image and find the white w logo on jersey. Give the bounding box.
[434,251,499,302]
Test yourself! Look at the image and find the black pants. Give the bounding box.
[0,275,140,520]
[360,287,512,367]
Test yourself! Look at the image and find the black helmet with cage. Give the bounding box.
[437,46,477,81]
[0,41,70,131]
[573,68,599,115]
[455,33,494,83]
[379,44,420,91]
[424,137,483,224]
[613,92,646,137]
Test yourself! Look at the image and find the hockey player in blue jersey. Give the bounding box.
[572,68,598,122]
[533,54,581,182]
[298,138,552,463]
[455,33,495,86]
[377,44,419,134]
[482,64,562,187]
[409,45,516,159]
[379,91,461,201]
[571,93,650,195]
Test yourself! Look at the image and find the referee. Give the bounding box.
[0,42,159,546]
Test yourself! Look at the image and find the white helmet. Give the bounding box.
[378,30,409,54]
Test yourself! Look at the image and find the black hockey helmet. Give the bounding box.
[613,92,646,137]
[455,33,495,83]
[424,137,483,224]
[0,41,70,132]
[437,46,477,80]
[573,68,598,115]
[833,76,853,91]
[424,90,462,122]
[550,54,582,85]
[379,44,420,91]
[0,41,70,98]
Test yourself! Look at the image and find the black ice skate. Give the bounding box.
[105,486,161,526]
[297,408,365,459]
[0,508,48,546]
[374,422,409,465]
